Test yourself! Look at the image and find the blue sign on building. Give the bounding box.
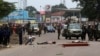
[2,9,38,23]
[8,9,29,20]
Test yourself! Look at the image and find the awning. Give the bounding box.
[15,20,37,24]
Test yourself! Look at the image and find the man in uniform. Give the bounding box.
[87,24,93,41]
[81,24,87,40]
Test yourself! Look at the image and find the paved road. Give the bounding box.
[0,32,100,56]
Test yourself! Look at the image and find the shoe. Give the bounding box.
[6,45,11,48]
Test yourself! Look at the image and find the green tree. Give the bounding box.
[73,0,98,21]
[51,3,67,13]
[96,0,100,19]
[0,0,15,19]
[25,6,37,17]
[0,0,3,4]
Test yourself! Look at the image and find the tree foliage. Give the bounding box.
[73,0,98,20]
[25,6,37,17]
[51,3,67,13]
[0,0,3,4]
[96,0,100,19]
[0,0,15,18]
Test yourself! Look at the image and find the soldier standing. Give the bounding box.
[81,25,87,40]
[87,24,93,41]
[93,22,99,41]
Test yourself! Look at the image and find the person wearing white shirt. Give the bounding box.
[25,35,35,45]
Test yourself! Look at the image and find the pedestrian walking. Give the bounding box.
[57,23,62,40]
[43,25,47,34]
[38,24,42,37]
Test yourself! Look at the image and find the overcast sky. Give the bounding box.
[4,0,78,11]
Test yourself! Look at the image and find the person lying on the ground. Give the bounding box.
[25,35,35,45]
[72,40,87,43]
[37,41,56,45]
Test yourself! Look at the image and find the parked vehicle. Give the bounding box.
[30,24,39,34]
[47,25,55,32]
[62,23,82,39]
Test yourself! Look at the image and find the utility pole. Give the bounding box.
[23,0,27,9]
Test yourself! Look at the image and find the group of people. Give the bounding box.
[81,23,99,41]
[56,22,100,41]
[0,22,61,47]
[0,24,12,47]
[1,21,99,47]
[0,22,29,46]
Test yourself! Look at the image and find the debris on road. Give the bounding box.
[61,40,89,47]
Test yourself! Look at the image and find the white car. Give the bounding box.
[30,24,39,34]
[47,25,55,32]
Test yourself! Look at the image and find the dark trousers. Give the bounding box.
[93,30,98,41]
[3,36,8,46]
[0,36,3,44]
[88,33,93,41]
[7,36,10,45]
[38,31,41,37]
[81,34,86,40]
[44,30,46,34]
[19,35,23,45]
[81,33,86,40]
[57,29,61,40]
[58,33,60,40]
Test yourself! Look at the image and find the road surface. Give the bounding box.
[0,32,100,56]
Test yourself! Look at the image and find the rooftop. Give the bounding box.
[51,11,66,16]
